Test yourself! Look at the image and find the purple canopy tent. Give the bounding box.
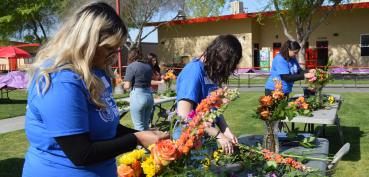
[0,71,28,99]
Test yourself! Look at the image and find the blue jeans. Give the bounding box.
[130,88,154,131]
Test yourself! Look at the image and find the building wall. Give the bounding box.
[158,7,369,68]
[158,19,254,67]
[256,8,369,67]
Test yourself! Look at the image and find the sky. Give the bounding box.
[130,0,270,43]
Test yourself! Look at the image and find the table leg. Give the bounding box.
[322,124,326,137]
[291,123,295,131]
[336,115,344,144]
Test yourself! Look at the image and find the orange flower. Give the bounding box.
[295,96,305,103]
[117,164,134,177]
[152,139,178,166]
[301,103,309,110]
[258,107,270,120]
[185,138,194,148]
[274,80,283,90]
[182,146,190,155]
[259,96,273,107]
[272,90,284,100]
[132,160,142,177]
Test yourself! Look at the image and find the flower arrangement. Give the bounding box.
[307,61,332,107]
[162,70,176,97]
[117,88,240,177]
[255,79,312,153]
[210,144,324,176]
[288,96,313,117]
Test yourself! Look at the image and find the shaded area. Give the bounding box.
[323,126,364,162]
[0,158,24,177]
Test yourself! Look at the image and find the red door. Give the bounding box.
[8,57,18,71]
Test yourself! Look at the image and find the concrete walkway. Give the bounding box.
[0,116,25,134]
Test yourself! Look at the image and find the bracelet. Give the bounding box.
[214,130,221,139]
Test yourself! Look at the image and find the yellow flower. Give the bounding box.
[118,149,145,165]
[201,158,211,170]
[141,156,161,177]
[328,96,335,104]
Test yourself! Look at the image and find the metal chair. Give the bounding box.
[326,143,350,176]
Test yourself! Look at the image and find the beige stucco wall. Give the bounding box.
[256,8,369,66]
[311,8,369,66]
[157,7,369,68]
[157,19,254,67]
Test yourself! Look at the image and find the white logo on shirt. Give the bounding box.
[97,77,119,122]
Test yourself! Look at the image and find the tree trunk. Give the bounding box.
[298,47,306,69]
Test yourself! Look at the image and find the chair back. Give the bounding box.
[327,143,350,175]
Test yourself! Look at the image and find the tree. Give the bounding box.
[0,0,69,44]
[66,0,182,51]
[183,0,226,18]
[267,0,349,67]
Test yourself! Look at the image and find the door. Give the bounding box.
[8,57,18,71]
[253,43,260,69]
[316,41,328,66]
[272,43,281,58]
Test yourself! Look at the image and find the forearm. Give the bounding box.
[280,73,305,82]
[215,115,229,132]
[115,124,138,137]
[55,133,138,166]
[151,80,162,86]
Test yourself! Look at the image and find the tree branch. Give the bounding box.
[273,0,295,41]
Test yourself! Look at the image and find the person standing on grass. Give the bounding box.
[22,2,168,177]
[265,40,315,96]
[123,49,163,131]
[174,34,242,154]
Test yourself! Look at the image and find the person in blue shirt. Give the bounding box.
[265,40,315,96]
[174,35,242,154]
[22,2,168,177]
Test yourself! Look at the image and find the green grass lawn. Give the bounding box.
[0,90,27,120]
[1,92,369,176]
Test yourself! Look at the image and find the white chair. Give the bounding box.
[327,143,350,176]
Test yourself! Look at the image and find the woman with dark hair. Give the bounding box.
[265,40,315,96]
[147,53,162,92]
[174,34,242,154]
[124,49,163,130]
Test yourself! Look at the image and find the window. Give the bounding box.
[24,57,34,64]
[361,34,369,56]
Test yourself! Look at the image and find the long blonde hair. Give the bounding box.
[29,2,127,108]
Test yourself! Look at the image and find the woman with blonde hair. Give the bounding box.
[22,2,168,177]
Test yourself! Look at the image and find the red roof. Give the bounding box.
[146,2,369,27]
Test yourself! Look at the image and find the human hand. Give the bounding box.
[134,131,170,148]
[309,69,316,74]
[217,133,234,154]
[223,128,238,144]
[304,72,315,79]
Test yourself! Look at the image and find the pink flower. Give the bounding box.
[187,110,196,120]
[309,76,317,82]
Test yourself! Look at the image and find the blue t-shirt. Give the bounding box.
[176,59,218,105]
[23,69,120,177]
[265,54,301,93]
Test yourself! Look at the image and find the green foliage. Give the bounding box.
[0,0,69,43]
[184,0,226,18]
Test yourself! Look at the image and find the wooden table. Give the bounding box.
[238,134,329,174]
[282,94,344,143]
